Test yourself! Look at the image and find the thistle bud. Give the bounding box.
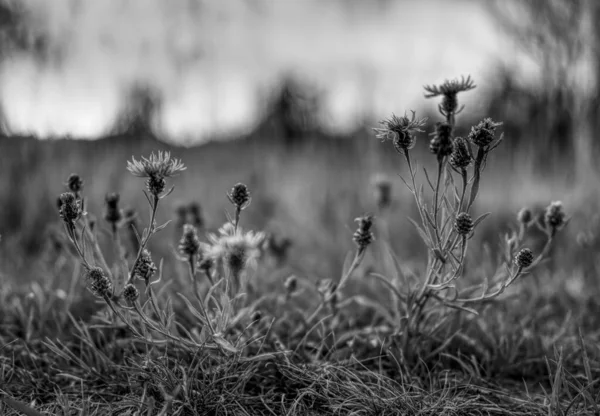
[66,174,84,196]
[544,201,566,235]
[178,224,201,258]
[133,249,157,283]
[146,176,166,198]
[227,183,251,210]
[515,248,534,269]
[517,207,533,225]
[104,193,123,226]
[353,215,374,251]
[429,122,454,160]
[85,267,113,298]
[468,118,502,148]
[123,283,140,303]
[59,192,82,224]
[449,137,472,170]
[454,212,473,236]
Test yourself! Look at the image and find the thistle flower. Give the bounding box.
[178,224,201,259]
[514,248,534,269]
[424,75,476,116]
[104,193,123,227]
[429,121,454,161]
[454,212,473,236]
[372,174,392,210]
[373,111,427,155]
[126,151,186,197]
[66,174,84,196]
[468,118,502,148]
[133,249,157,283]
[122,283,140,303]
[517,207,533,225]
[59,192,82,224]
[353,214,375,252]
[545,201,566,235]
[85,266,113,298]
[228,183,251,210]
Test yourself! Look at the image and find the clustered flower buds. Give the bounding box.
[353,215,375,251]
[59,192,82,224]
[545,201,566,236]
[228,183,251,210]
[133,249,157,283]
[468,118,502,148]
[449,137,472,170]
[104,193,123,227]
[514,248,534,269]
[429,121,454,161]
[454,212,473,236]
[122,283,140,303]
[85,266,113,298]
[178,224,201,258]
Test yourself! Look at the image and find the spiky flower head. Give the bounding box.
[429,121,454,160]
[449,137,472,170]
[424,75,476,116]
[227,183,251,210]
[85,267,113,298]
[126,151,186,197]
[123,283,140,303]
[544,201,566,235]
[133,249,157,283]
[514,248,534,269]
[373,111,427,155]
[372,174,392,210]
[66,174,84,196]
[353,214,374,251]
[104,193,123,225]
[178,224,201,259]
[517,207,533,225]
[468,118,502,148]
[454,212,473,236]
[59,192,82,224]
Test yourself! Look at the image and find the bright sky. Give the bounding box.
[1,0,506,141]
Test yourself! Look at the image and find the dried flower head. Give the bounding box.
[227,183,251,210]
[517,207,533,225]
[123,283,140,303]
[104,193,123,225]
[545,201,566,235]
[66,174,84,196]
[372,174,392,210]
[373,111,427,155]
[515,248,534,269]
[429,121,454,160]
[178,224,201,259]
[59,192,82,224]
[85,267,113,298]
[424,75,476,116]
[449,137,472,170]
[126,151,186,197]
[353,214,375,251]
[133,249,157,283]
[454,212,473,236]
[468,118,502,148]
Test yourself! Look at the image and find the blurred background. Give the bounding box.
[0,0,598,283]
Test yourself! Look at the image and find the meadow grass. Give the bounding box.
[1,79,600,415]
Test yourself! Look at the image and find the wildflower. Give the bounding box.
[122,283,140,303]
[372,174,392,210]
[545,201,566,236]
[132,249,157,283]
[468,118,502,148]
[126,151,186,197]
[227,183,251,210]
[514,248,534,269]
[517,207,533,225]
[59,192,82,224]
[449,137,472,170]
[85,267,113,298]
[66,174,84,196]
[424,75,476,116]
[454,212,473,236]
[353,214,375,252]
[104,193,123,227]
[373,111,427,155]
[429,121,454,161]
[178,224,201,259]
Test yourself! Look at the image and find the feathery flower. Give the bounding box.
[126,151,186,197]
[373,111,427,155]
[424,75,476,116]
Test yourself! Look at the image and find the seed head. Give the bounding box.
[133,249,157,283]
[228,183,251,210]
[123,283,140,303]
[468,118,502,148]
[454,212,473,236]
[353,214,374,251]
[59,192,82,224]
[178,224,201,258]
[429,122,454,160]
[514,248,534,269]
[85,267,113,298]
[449,137,472,170]
[373,111,427,155]
[104,193,123,225]
[545,201,566,235]
[66,174,84,196]
[517,207,533,225]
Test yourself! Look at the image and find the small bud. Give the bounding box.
[517,207,533,225]
[515,248,534,269]
[429,122,454,160]
[468,118,502,148]
[59,192,82,224]
[353,215,375,250]
[133,249,157,283]
[85,267,113,298]
[66,174,84,196]
[544,201,566,235]
[449,137,472,170]
[123,283,140,303]
[227,183,251,210]
[104,193,123,225]
[454,212,473,236]
[178,224,201,258]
